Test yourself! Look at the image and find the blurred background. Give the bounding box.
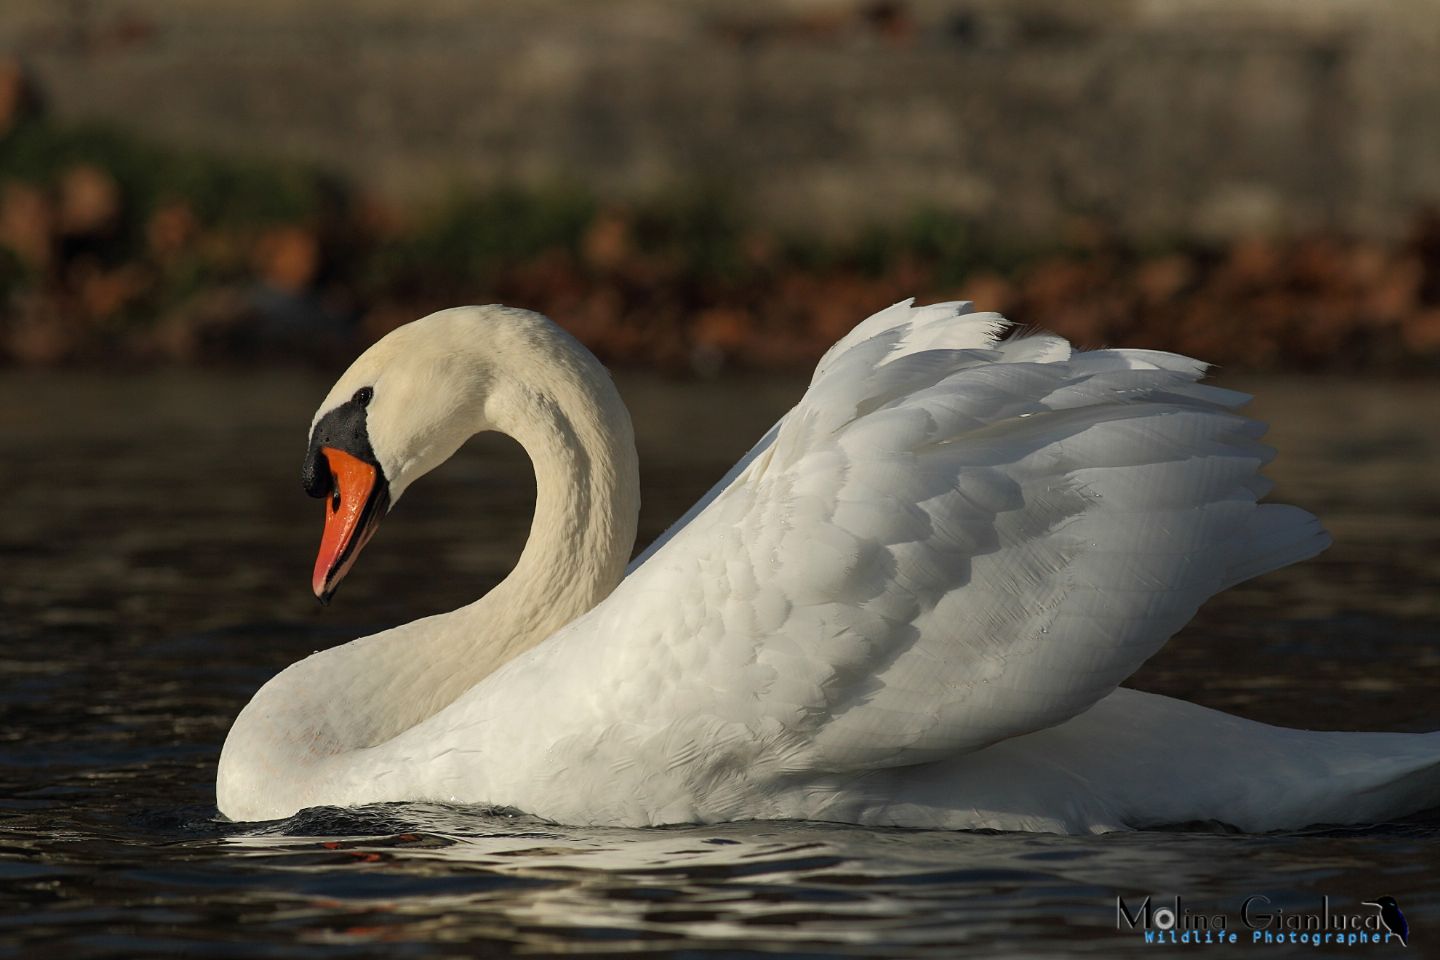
[5,3,1440,956]
[3,0,1440,371]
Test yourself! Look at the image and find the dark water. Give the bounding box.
[3,370,1439,957]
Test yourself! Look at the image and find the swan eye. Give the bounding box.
[353,386,374,407]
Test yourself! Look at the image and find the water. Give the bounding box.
[3,370,1439,957]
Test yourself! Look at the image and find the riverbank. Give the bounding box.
[2,107,1439,373]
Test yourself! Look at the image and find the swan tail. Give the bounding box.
[797,689,1440,834]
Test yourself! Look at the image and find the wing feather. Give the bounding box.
[474,300,1331,809]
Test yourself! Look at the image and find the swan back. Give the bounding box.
[408,300,1329,824]
[224,299,1392,833]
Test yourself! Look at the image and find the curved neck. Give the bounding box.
[457,351,640,668]
[381,329,643,699]
[218,320,639,820]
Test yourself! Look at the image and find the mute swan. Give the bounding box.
[218,301,1440,832]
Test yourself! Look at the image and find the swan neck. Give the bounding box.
[488,369,639,642]
[218,318,641,821]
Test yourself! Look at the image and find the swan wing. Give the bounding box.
[463,300,1330,813]
[627,299,1008,570]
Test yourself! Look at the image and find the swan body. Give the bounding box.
[218,301,1440,832]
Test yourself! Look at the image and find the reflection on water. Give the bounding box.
[1,370,1438,956]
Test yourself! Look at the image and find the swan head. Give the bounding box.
[302,305,560,603]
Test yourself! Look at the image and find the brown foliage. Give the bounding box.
[3,151,1440,372]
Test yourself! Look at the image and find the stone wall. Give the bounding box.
[4,0,1439,241]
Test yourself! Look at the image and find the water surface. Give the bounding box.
[2,370,1438,956]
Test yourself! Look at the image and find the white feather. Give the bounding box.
[218,301,1440,832]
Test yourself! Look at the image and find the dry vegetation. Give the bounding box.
[3,62,1439,374]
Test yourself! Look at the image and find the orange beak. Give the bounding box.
[311,446,389,604]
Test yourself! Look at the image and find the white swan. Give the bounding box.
[218,301,1440,832]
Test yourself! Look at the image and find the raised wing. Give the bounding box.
[469,300,1329,813]
[628,300,1011,570]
